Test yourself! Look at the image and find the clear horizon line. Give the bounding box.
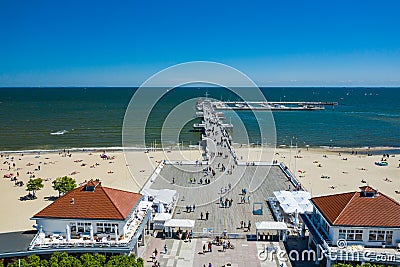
[1,85,400,88]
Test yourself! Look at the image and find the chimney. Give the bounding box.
[71,198,75,205]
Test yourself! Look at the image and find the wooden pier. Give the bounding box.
[147,99,293,235]
[198,100,338,111]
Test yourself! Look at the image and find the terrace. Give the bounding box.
[28,209,151,254]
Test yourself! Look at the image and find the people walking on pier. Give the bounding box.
[200,212,203,220]
[248,221,251,231]
[205,211,209,220]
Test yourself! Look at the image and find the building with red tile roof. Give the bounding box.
[30,181,152,256]
[33,181,142,220]
[301,186,400,267]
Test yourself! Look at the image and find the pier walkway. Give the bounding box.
[148,100,292,236]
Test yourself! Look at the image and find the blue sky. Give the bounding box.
[0,0,399,86]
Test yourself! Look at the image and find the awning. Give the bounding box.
[256,221,288,231]
[141,188,177,205]
[280,203,303,214]
[164,219,195,228]
[153,213,172,222]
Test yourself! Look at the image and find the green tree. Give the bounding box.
[26,178,44,198]
[49,252,81,267]
[7,252,143,267]
[80,253,105,267]
[52,176,77,197]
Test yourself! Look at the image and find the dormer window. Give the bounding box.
[359,186,378,198]
[85,185,95,192]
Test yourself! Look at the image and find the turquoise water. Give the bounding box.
[0,87,399,151]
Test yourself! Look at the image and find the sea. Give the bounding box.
[0,87,399,152]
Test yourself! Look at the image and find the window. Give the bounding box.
[339,229,346,239]
[369,230,377,241]
[347,230,355,240]
[354,230,363,241]
[386,231,393,244]
[77,222,91,233]
[96,223,118,234]
[339,229,363,241]
[377,231,385,241]
[368,230,392,242]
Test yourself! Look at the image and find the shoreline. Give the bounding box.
[1,145,400,155]
[1,145,399,233]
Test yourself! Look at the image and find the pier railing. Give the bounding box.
[278,162,300,188]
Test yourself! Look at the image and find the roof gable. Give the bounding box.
[33,183,142,220]
[312,188,400,227]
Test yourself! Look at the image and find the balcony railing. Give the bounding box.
[29,210,151,252]
[301,213,400,264]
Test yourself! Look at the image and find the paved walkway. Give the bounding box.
[143,236,285,267]
[143,101,294,266]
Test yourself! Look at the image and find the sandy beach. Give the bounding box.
[235,146,400,201]
[0,147,399,233]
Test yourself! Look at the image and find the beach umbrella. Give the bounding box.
[66,225,71,242]
[114,225,119,242]
[90,224,94,242]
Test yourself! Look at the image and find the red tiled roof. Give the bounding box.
[33,182,142,220]
[311,188,400,227]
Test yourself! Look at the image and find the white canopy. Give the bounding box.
[142,188,177,205]
[280,203,303,214]
[164,219,195,228]
[273,190,292,202]
[275,190,313,214]
[280,197,297,205]
[299,202,314,213]
[153,213,172,222]
[138,200,153,211]
[291,191,311,199]
[256,221,288,231]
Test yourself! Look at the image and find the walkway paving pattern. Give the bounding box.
[144,101,293,266]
